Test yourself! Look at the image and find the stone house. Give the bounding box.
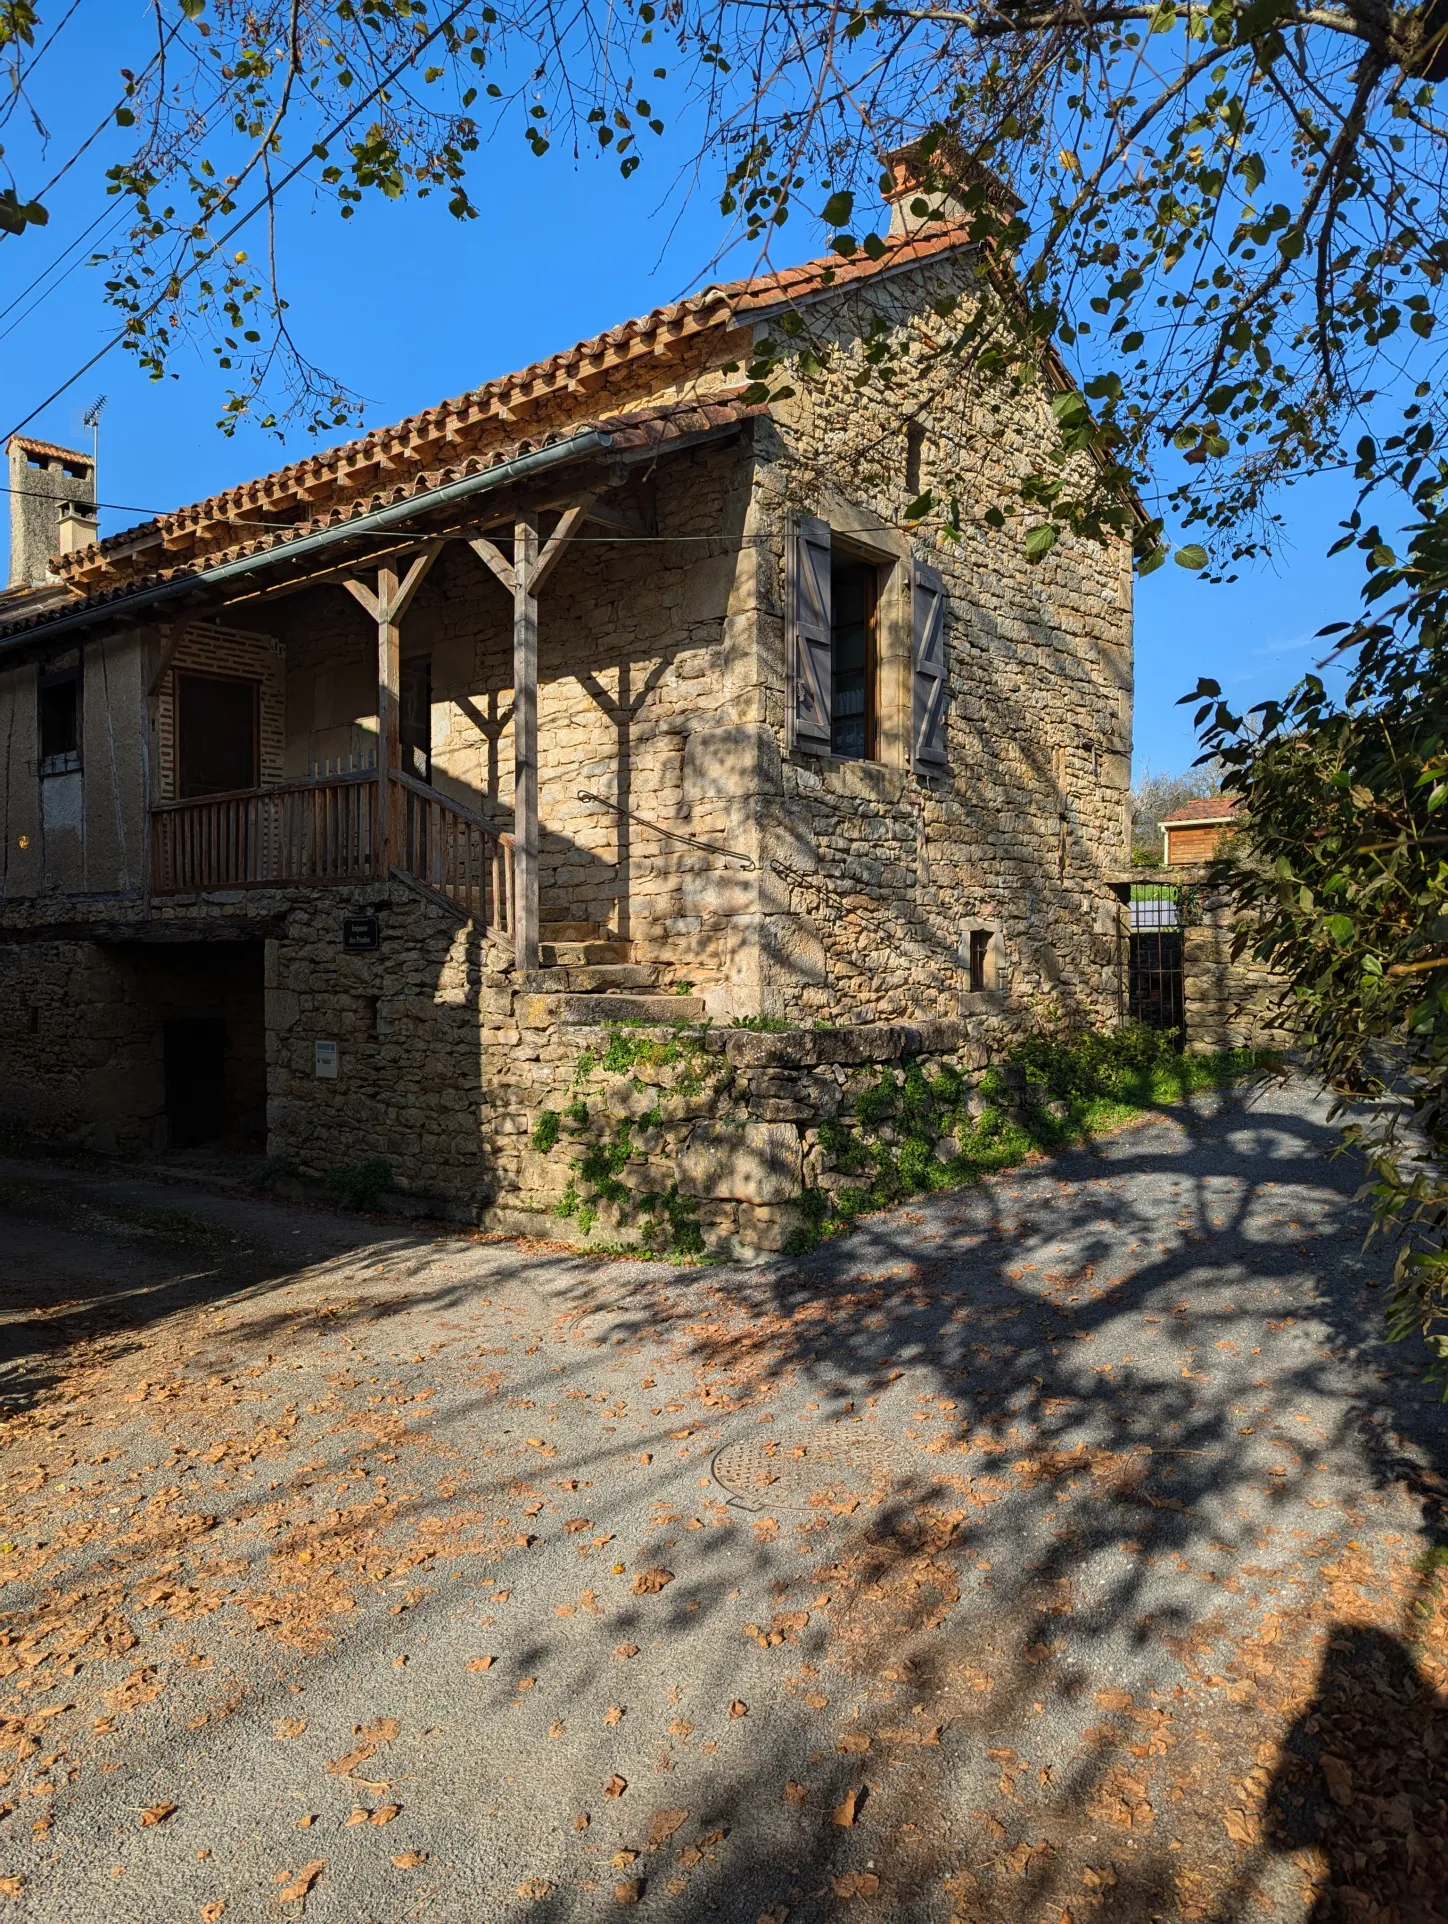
[0,170,1145,1253]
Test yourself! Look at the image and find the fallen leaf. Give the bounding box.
[277,1858,326,1903]
[390,1850,427,1869]
[634,1569,674,1595]
[647,1809,689,1848]
[612,1850,639,1868]
[518,1878,552,1900]
[614,1644,640,1660]
[831,1871,880,1898]
[838,1732,871,1754]
[1024,1643,1051,1664]
[1321,1756,1353,1807]
[548,1721,566,1739]
[464,1657,495,1673]
[615,1880,643,1904]
[784,1782,806,1806]
[275,1719,307,1740]
[1222,1807,1255,1845]
[0,1878,22,1898]
[139,1803,177,1827]
[832,1786,862,1827]
[370,1805,401,1827]
[344,1808,370,1828]
[565,1518,593,1533]
[1095,1689,1133,1712]
[604,1705,625,1726]
[573,1814,590,1833]
[728,1700,748,1720]
[200,1905,226,1923]
[605,1775,628,1798]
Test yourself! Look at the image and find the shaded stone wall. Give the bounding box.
[1178,872,1297,1053]
[153,620,286,800]
[0,929,265,1153]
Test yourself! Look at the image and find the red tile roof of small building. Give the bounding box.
[1159,795,1240,826]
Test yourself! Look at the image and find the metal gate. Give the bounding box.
[1126,883,1184,1037]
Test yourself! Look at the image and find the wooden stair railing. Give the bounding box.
[150,770,381,894]
[389,767,514,939]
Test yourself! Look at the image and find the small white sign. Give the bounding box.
[314,1040,339,1080]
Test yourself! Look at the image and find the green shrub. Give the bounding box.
[323,1158,395,1211]
[531,1110,561,1153]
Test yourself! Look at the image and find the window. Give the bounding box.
[830,559,877,761]
[37,668,81,776]
[905,419,925,498]
[177,672,258,798]
[967,928,1002,994]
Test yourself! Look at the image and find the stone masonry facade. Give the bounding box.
[0,226,1165,1254]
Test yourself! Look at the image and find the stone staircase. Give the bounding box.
[520,921,707,1025]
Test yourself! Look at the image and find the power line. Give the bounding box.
[2,0,479,448]
[0,0,84,130]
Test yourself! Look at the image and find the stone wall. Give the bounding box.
[266,436,764,1013]
[0,925,265,1153]
[739,251,1132,1029]
[1179,871,1297,1053]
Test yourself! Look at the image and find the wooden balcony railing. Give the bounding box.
[150,769,514,942]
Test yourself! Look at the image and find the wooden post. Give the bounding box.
[513,511,540,972]
[342,543,441,883]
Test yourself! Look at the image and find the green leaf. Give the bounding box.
[1175,545,1208,571]
[1024,524,1058,562]
[1326,915,1355,946]
[822,190,854,227]
[178,0,206,16]
[904,491,935,521]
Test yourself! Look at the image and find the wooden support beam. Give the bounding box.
[467,533,515,596]
[513,511,540,972]
[533,495,597,595]
[341,541,442,881]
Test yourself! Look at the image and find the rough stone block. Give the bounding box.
[676,1121,802,1203]
[735,1202,807,1251]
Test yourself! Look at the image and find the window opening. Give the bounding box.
[177,672,258,798]
[968,929,992,994]
[38,668,81,775]
[905,420,925,497]
[830,560,877,761]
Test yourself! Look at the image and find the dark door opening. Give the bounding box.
[178,672,259,797]
[164,1017,227,1148]
[1126,884,1185,1039]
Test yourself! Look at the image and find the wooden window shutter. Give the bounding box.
[911,559,949,770]
[788,516,833,749]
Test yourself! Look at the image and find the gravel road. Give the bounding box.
[0,1073,1443,1923]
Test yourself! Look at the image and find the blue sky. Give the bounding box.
[0,2,1375,778]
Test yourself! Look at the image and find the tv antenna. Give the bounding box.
[81,394,107,477]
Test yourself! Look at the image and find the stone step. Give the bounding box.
[520,991,707,1027]
[540,941,633,967]
[564,964,657,992]
[539,921,606,943]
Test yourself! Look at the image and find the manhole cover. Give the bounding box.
[711,1427,904,1511]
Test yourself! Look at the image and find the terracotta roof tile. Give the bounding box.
[1159,795,1239,826]
[54,222,975,591]
[0,395,761,643]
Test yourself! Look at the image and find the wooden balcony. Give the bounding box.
[150,768,513,939]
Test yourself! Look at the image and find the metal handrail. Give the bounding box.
[575,788,756,871]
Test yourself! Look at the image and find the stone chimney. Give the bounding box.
[7,433,97,588]
[882,134,1022,239]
